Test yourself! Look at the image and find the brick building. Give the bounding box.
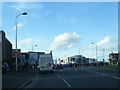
[0,30,12,63]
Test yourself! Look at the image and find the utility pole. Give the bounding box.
[103,49,105,66]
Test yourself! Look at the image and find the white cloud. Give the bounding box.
[85,36,117,50]
[11,2,43,11]
[49,32,80,50]
[67,44,73,48]
[97,36,111,46]
[12,38,33,50]
[81,36,118,61]
[13,23,24,30]
[19,38,32,45]
[97,36,118,51]
[43,10,52,16]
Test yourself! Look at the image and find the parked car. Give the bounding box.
[53,64,63,69]
[2,62,9,74]
[62,64,70,67]
[53,64,57,69]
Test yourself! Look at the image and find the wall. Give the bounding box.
[0,31,12,63]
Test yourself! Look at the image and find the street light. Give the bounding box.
[32,45,37,52]
[15,12,28,72]
[103,49,105,66]
[92,42,98,66]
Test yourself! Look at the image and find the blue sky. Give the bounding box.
[1,2,118,61]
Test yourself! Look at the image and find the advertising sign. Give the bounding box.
[29,52,38,65]
[12,52,20,57]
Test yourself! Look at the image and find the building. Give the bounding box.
[67,55,96,66]
[59,54,103,66]
[68,55,83,66]
[0,30,12,63]
[119,53,120,65]
[109,52,119,65]
[20,52,29,63]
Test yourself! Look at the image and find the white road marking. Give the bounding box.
[19,74,36,88]
[83,69,120,80]
[26,75,39,88]
[57,74,71,88]
[111,76,120,80]
[26,82,33,88]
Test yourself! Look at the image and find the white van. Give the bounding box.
[37,53,54,73]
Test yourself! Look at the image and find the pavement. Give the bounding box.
[2,69,37,88]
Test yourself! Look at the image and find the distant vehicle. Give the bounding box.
[59,64,63,69]
[53,64,57,69]
[53,64,63,69]
[2,62,9,74]
[37,52,54,73]
[62,64,70,67]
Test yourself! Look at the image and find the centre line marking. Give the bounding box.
[57,74,71,88]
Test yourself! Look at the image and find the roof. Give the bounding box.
[109,53,119,55]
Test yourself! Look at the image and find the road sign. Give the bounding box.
[12,52,20,57]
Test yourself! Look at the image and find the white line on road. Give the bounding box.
[26,81,33,88]
[19,74,37,88]
[57,74,71,88]
[26,75,38,88]
[111,76,120,80]
[83,69,120,80]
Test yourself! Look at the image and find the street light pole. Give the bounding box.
[78,48,80,55]
[15,12,28,72]
[103,49,105,66]
[92,42,98,66]
[32,45,37,52]
[15,15,18,72]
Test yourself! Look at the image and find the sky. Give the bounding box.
[1,1,118,61]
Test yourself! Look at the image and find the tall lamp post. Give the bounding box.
[32,45,37,52]
[15,12,28,72]
[92,42,98,66]
[103,49,105,66]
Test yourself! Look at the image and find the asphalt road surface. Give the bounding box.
[2,66,120,89]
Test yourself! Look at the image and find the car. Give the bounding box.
[55,64,63,69]
[2,62,9,74]
[53,64,57,69]
[62,64,70,67]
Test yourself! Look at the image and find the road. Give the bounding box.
[2,66,120,88]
